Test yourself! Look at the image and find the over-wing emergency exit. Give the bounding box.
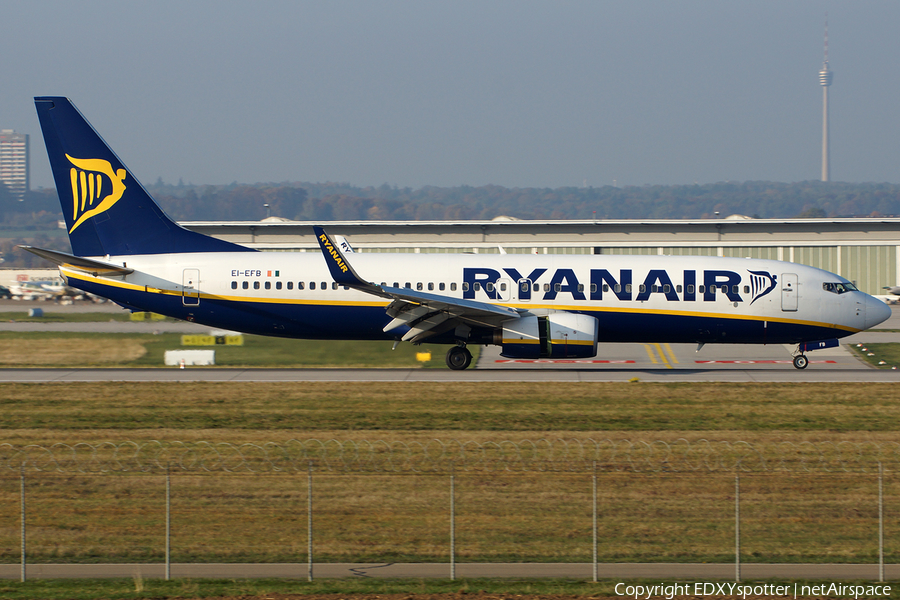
[25,97,891,370]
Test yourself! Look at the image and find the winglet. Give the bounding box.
[313,227,371,289]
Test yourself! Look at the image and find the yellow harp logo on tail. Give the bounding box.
[65,154,127,233]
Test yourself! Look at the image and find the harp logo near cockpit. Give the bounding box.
[65,154,127,233]
[748,270,777,305]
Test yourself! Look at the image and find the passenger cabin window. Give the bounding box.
[625,284,632,293]
[473,282,481,291]
[321,282,327,289]
[242,281,249,290]
[332,282,338,290]
[450,283,457,291]
[276,281,282,290]
[461,283,469,292]
[544,284,551,292]
[310,282,316,290]
[287,282,293,290]
[485,282,493,292]
[417,282,423,291]
[254,281,260,290]
[439,283,445,291]
[231,281,237,289]
[428,283,434,291]
[265,281,271,290]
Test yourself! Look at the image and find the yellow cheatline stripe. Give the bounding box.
[61,268,862,333]
[663,342,679,364]
[644,344,659,364]
[502,338,540,345]
[515,302,860,333]
[61,269,390,308]
[550,338,594,346]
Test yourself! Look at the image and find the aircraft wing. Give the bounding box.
[314,226,521,342]
[19,246,134,277]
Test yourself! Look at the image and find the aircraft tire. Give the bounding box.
[792,354,809,370]
[446,346,473,370]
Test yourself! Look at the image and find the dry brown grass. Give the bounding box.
[0,471,892,564]
[1,381,898,565]
[0,339,146,365]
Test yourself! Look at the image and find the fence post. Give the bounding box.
[450,462,456,581]
[165,465,171,581]
[308,462,313,582]
[735,472,741,583]
[592,461,597,583]
[879,462,884,583]
[20,464,25,583]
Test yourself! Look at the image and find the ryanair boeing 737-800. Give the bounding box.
[24,97,891,370]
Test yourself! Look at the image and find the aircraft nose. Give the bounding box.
[865,294,893,329]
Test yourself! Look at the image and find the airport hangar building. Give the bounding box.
[182,215,900,297]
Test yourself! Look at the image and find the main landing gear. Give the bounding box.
[792,354,809,370]
[446,345,473,370]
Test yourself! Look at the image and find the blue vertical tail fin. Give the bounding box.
[34,96,251,257]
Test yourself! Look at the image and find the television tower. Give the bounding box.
[819,16,833,182]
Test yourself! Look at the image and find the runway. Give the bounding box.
[1,561,897,580]
[0,302,898,382]
[0,364,897,382]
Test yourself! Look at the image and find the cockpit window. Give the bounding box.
[823,282,857,294]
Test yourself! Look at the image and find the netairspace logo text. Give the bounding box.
[614,582,892,599]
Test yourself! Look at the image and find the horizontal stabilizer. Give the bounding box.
[19,246,134,276]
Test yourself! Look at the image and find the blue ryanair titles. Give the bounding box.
[463,268,778,304]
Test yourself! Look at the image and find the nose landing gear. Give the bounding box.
[791,338,839,369]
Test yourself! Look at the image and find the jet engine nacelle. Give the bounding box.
[499,313,598,359]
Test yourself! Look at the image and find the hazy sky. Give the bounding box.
[4,1,899,190]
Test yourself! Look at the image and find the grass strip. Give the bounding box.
[0,577,894,600]
[0,333,463,368]
[0,312,132,323]
[848,342,900,369]
[0,381,898,432]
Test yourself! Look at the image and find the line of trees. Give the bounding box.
[147,180,900,222]
[2,178,899,267]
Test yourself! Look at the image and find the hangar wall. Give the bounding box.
[183,217,900,295]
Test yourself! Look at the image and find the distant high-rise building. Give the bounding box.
[819,19,833,182]
[0,129,29,200]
